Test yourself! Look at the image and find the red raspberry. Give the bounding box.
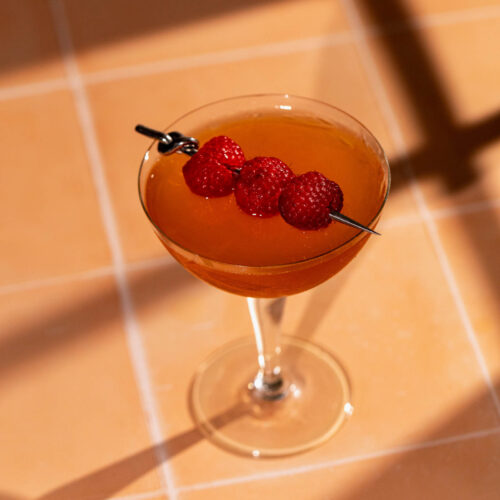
[183,155,235,197]
[196,135,245,170]
[235,157,295,217]
[182,136,245,197]
[279,171,344,230]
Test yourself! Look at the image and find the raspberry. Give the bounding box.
[235,157,295,217]
[183,155,235,197]
[196,135,245,170]
[279,171,344,230]
[182,136,245,197]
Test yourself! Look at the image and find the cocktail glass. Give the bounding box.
[138,94,390,457]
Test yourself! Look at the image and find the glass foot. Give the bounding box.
[190,336,351,457]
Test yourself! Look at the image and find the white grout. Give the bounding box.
[112,489,165,500]
[432,197,500,220]
[177,426,500,492]
[83,31,354,85]
[404,4,500,31]
[360,4,500,37]
[0,77,67,101]
[0,266,114,296]
[341,0,500,417]
[377,212,422,230]
[126,254,175,273]
[48,1,177,499]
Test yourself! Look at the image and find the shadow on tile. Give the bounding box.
[354,0,500,195]
[37,402,248,500]
[291,270,351,342]
[334,391,500,500]
[0,261,194,384]
[0,493,26,500]
[0,0,284,78]
[354,0,500,317]
[36,378,500,499]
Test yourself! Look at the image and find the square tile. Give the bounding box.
[63,0,349,74]
[87,43,418,263]
[363,17,500,210]
[130,222,499,488]
[0,277,162,498]
[0,91,112,286]
[436,207,500,399]
[0,0,65,88]
[179,431,500,499]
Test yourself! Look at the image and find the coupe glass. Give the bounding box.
[138,94,390,457]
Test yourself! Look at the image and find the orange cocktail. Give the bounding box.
[137,95,390,458]
[144,111,387,297]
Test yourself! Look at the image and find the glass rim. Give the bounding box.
[137,93,391,271]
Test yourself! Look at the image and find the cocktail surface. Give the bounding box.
[146,113,386,267]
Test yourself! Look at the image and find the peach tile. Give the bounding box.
[179,431,500,499]
[0,90,111,286]
[86,43,418,263]
[0,0,65,88]
[362,17,500,210]
[436,207,500,399]
[0,276,162,498]
[63,0,349,74]
[129,222,499,488]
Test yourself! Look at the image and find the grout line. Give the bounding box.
[377,212,422,230]
[126,255,175,273]
[2,4,500,102]
[1,195,498,296]
[0,266,114,296]
[177,426,500,492]
[48,1,177,499]
[83,31,354,85]
[0,77,67,101]
[361,4,500,37]
[432,197,500,220]
[341,0,500,417]
[111,489,165,500]
[403,4,500,31]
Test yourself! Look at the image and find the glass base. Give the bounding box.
[190,336,351,458]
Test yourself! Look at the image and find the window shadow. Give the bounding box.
[356,0,500,314]
[37,401,248,500]
[0,0,287,79]
[0,261,196,385]
[334,380,500,500]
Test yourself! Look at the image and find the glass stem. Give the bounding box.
[247,297,288,400]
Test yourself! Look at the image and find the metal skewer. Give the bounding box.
[329,211,380,235]
[135,125,198,156]
[136,124,380,236]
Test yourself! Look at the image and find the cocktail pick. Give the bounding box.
[135,124,380,236]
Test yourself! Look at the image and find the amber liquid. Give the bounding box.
[146,113,387,297]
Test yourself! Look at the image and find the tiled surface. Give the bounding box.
[64,0,349,74]
[363,13,500,210]
[0,277,162,499]
[0,90,112,286]
[1,1,499,499]
[436,207,500,398]
[179,431,500,499]
[0,0,65,88]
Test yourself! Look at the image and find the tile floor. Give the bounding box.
[1,0,499,499]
